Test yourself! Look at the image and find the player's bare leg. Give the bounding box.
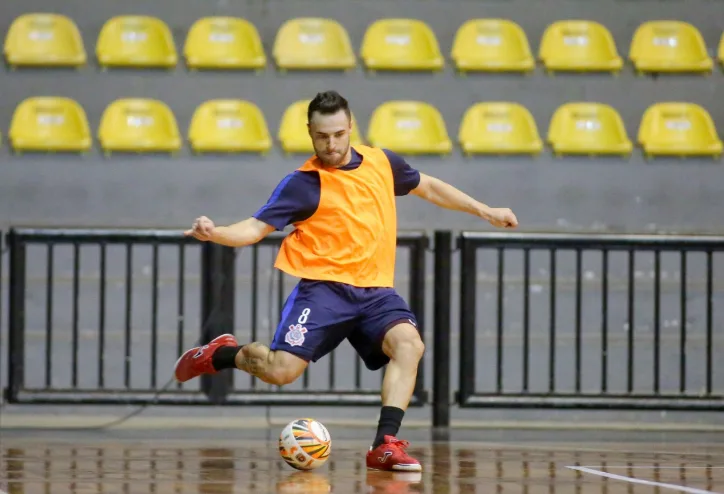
[380,323,424,410]
[174,334,308,386]
[233,342,308,385]
[367,322,425,472]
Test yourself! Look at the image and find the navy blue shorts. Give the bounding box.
[269,279,418,371]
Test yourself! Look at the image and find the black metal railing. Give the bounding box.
[457,231,724,410]
[4,227,724,418]
[3,228,428,407]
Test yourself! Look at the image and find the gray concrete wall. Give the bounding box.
[1,0,723,233]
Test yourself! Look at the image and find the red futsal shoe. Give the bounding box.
[366,435,422,472]
[174,333,238,383]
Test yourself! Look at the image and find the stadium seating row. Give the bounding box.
[4,14,724,73]
[2,97,722,158]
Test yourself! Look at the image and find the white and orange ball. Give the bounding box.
[278,418,332,470]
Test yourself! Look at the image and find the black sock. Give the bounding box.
[211,345,243,371]
[373,406,405,449]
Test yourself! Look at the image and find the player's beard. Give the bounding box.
[317,140,350,168]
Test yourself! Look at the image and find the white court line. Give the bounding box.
[566,466,721,494]
[576,466,724,469]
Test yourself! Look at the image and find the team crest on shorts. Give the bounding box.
[285,323,308,347]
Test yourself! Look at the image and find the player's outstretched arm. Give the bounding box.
[410,173,518,228]
[184,216,275,247]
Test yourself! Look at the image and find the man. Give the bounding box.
[175,90,518,472]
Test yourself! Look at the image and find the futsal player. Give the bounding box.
[174,91,518,472]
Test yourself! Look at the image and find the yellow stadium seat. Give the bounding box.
[188,100,271,153]
[184,17,265,70]
[539,21,622,73]
[278,100,363,154]
[547,103,632,156]
[367,101,451,155]
[361,19,444,71]
[98,98,181,153]
[96,16,177,68]
[4,13,86,67]
[458,102,542,155]
[718,32,724,67]
[451,19,534,73]
[629,21,712,73]
[272,18,355,70]
[637,103,722,158]
[9,97,92,153]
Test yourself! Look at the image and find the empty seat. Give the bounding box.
[4,13,86,67]
[9,97,92,152]
[629,21,712,73]
[273,18,355,70]
[98,98,181,153]
[278,100,363,153]
[539,21,622,72]
[547,103,632,156]
[367,101,451,155]
[188,100,271,153]
[637,103,722,157]
[361,19,444,71]
[96,16,177,68]
[718,32,724,66]
[451,19,534,73]
[458,102,542,155]
[184,17,266,70]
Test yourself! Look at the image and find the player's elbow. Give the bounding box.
[410,173,435,200]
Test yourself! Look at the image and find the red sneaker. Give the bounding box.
[366,435,422,472]
[174,334,238,383]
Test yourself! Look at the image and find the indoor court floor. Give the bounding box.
[1,428,723,493]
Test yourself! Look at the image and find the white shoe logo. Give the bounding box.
[378,451,393,463]
[193,345,209,359]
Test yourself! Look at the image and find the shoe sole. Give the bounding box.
[367,464,423,472]
[173,333,236,383]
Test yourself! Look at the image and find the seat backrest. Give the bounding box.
[548,102,628,145]
[10,96,91,145]
[638,102,719,146]
[459,102,539,146]
[452,19,532,64]
[368,101,449,148]
[189,99,270,143]
[96,15,177,66]
[184,17,265,67]
[539,20,619,62]
[273,17,355,65]
[4,13,86,65]
[361,18,442,65]
[99,98,179,142]
[629,21,708,63]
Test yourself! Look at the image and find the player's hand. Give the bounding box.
[184,216,216,241]
[485,208,519,229]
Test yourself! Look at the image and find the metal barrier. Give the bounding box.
[3,228,428,407]
[5,227,723,416]
[457,231,724,410]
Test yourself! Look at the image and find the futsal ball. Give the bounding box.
[278,418,332,470]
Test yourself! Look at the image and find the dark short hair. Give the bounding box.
[307,90,351,122]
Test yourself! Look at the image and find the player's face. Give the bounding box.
[308,110,352,167]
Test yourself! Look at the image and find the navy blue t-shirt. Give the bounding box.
[253,148,420,231]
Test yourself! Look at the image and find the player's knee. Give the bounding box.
[385,324,425,362]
